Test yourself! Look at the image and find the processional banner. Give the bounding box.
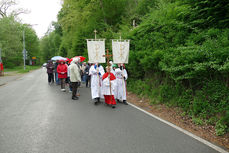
[112,40,130,64]
[87,40,105,63]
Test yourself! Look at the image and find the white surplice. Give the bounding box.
[101,74,116,96]
[89,65,105,99]
[115,68,128,101]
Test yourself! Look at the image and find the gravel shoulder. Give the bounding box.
[0,72,24,86]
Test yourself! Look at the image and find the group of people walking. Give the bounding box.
[90,62,128,108]
[46,58,128,109]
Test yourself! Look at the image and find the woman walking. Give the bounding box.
[57,60,68,91]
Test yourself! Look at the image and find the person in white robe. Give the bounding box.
[89,63,105,105]
[115,63,128,105]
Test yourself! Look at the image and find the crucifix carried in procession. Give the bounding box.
[103,49,113,102]
[103,49,112,70]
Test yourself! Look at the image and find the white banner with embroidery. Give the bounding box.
[112,40,130,64]
[87,40,105,63]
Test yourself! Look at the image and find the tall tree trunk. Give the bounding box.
[134,0,138,6]
[99,0,107,24]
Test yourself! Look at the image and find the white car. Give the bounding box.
[42,63,47,67]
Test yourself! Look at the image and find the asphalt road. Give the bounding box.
[0,68,223,153]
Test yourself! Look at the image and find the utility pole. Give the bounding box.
[22,30,26,70]
[0,46,3,76]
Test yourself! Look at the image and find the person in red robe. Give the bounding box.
[102,66,116,108]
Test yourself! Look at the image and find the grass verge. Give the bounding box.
[4,65,41,73]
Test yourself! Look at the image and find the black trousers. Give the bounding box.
[48,73,54,83]
[71,82,79,98]
[85,75,90,87]
[60,78,65,89]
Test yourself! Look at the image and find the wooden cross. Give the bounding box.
[103,49,112,70]
[94,29,97,39]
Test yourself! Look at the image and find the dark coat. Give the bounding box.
[46,62,54,74]
[84,65,90,75]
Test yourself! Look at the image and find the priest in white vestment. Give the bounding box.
[89,63,105,105]
[115,64,128,105]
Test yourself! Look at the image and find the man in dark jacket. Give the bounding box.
[84,63,90,88]
[54,60,60,85]
[46,60,54,85]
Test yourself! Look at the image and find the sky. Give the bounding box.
[17,0,62,38]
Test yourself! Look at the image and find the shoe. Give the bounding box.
[94,101,98,105]
[123,100,128,105]
[112,105,116,109]
[61,89,66,92]
[72,97,79,100]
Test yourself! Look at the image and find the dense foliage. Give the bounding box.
[0,0,40,68]
[40,0,229,135]
[0,16,40,68]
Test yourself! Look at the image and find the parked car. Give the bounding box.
[42,63,47,67]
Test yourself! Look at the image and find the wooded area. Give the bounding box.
[0,0,39,68]
[1,0,229,135]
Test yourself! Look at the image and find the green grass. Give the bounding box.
[4,65,41,73]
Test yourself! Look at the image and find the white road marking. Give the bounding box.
[128,102,228,153]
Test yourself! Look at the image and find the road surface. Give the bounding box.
[0,68,224,153]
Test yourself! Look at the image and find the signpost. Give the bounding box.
[32,57,36,65]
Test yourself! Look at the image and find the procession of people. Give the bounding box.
[46,57,128,109]
[45,30,130,109]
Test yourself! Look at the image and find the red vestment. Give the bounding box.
[102,72,116,105]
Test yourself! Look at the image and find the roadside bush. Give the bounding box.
[125,0,229,135]
[215,120,227,136]
[4,57,22,68]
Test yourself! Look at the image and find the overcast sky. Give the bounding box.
[17,0,62,38]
